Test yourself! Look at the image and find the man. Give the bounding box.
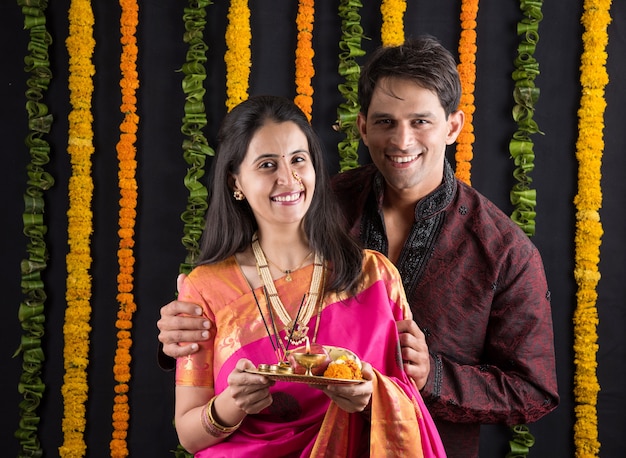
[158,36,559,457]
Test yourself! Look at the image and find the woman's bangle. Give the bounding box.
[200,396,243,438]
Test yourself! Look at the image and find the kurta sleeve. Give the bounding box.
[420,246,559,425]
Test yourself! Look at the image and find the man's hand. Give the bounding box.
[157,274,211,358]
[396,319,430,390]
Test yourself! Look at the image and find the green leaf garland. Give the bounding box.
[15,1,54,456]
[179,0,214,275]
[335,0,366,172]
[505,424,536,458]
[509,0,544,237]
[506,2,544,455]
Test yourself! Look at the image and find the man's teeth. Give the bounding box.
[389,155,417,163]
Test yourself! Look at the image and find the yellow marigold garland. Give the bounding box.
[294,0,315,121]
[224,0,251,111]
[573,1,611,456]
[110,0,139,456]
[15,1,54,456]
[61,0,95,456]
[455,0,479,185]
[380,0,406,46]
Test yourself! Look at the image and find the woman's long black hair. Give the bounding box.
[197,95,363,295]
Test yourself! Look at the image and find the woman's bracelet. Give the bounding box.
[200,396,243,438]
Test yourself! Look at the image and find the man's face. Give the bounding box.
[357,77,464,202]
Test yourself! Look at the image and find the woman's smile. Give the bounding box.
[271,191,304,203]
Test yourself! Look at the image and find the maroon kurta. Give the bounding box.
[332,160,559,458]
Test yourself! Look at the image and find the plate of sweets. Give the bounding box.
[245,341,365,385]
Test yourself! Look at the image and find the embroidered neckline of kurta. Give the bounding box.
[361,159,457,303]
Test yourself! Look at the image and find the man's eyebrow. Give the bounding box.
[368,110,435,119]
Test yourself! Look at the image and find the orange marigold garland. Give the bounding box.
[60,0,95,456]
[15,1,54,456]
[380,0,406,46]
[455,0,479,186]
[573,1,612,456]
[110,0,140,456]
[224,0,251,111]
[294,0,315,121]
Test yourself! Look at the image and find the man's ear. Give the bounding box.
[356,112,368,147]
[446,109,465,145]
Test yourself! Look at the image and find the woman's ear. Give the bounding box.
[228,173,238,192]
[229,174,246,200]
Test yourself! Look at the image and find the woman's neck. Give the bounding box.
[255,227,311,270]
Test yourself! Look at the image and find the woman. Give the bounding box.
[174,95,445,457]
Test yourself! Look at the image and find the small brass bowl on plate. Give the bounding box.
[266,362,293,374]
[291,352,328,376]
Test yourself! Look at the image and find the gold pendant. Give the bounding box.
[285,270,292,282]
[286,322,309,345]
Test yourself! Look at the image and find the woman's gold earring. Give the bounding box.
[233,189,245,201]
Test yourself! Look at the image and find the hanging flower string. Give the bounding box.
[179,0,214,275]
[224,0,251,111]
[380,0,406,46]
[110,0,139,456]
[455,0,478,185]
[508,0,544,237]
[175,5,215,454]
[294,0,315,121]
[15,1,54,456]
[60,0,95,456]
[335,0,365,172]
[505,3,544,454]
[573,0,611,456]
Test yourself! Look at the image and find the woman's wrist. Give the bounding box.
[360,396,372,421]
[200,396,244,438]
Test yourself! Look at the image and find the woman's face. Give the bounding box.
[232,120,316,231]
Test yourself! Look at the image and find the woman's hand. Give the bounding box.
[315,361,374,413]
[225,359,275,415]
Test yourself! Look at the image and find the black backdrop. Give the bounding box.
[1,1,625,457]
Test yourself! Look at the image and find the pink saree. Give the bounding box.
[176,249,446,457]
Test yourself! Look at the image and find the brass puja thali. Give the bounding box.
[245,345,365,385]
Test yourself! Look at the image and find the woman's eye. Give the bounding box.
[259,161,275,169]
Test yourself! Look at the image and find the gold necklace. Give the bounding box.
[264,251,312,282]
[251,233,324,345]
